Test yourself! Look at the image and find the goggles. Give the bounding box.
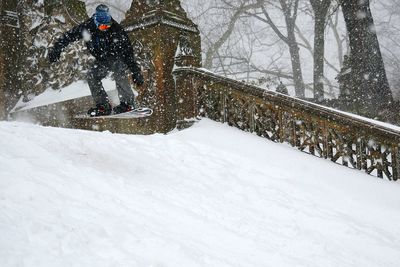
[98,24,111,31]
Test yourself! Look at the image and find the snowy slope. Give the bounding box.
[1,120,400,267]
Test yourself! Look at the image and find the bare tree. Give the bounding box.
[248,0,305,98]
[183,0,347,99]
[184,0,291,88]
[203,1,261,69]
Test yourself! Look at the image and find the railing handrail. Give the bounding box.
[173,67,400,141]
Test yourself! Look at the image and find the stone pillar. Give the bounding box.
[122,0,201,133]
[174,33,200,126]
[0,0,21,119]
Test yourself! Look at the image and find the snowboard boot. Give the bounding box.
[87,102,112,117]
[113,102,135,114]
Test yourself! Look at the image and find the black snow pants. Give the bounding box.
[87,60,135,106]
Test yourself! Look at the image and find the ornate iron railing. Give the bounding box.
[173,67,400,181]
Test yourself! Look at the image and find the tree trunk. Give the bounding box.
[281,0,305,98]
[341,0,393,115]
[310,0,331,102]
[287,31,305,98]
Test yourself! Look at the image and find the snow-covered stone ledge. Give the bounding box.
[8,79,155,134]
[9,80,113,127]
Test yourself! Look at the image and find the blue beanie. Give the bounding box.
[94,4,111,25]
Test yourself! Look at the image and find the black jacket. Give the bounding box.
[52,17,141,76]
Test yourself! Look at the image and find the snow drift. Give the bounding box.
[1,119,400,266]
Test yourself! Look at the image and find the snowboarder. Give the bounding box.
[48,4,144,117]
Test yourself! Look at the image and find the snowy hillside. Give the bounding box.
[1,120,400,266]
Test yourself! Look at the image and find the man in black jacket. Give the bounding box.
[48,4,144,116]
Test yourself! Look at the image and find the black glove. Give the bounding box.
[48,48,61,63]
[132,72,144,86]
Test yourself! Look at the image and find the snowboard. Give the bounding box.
[75,107,153,119]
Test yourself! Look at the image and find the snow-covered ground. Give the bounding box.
[1,119,400,267]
